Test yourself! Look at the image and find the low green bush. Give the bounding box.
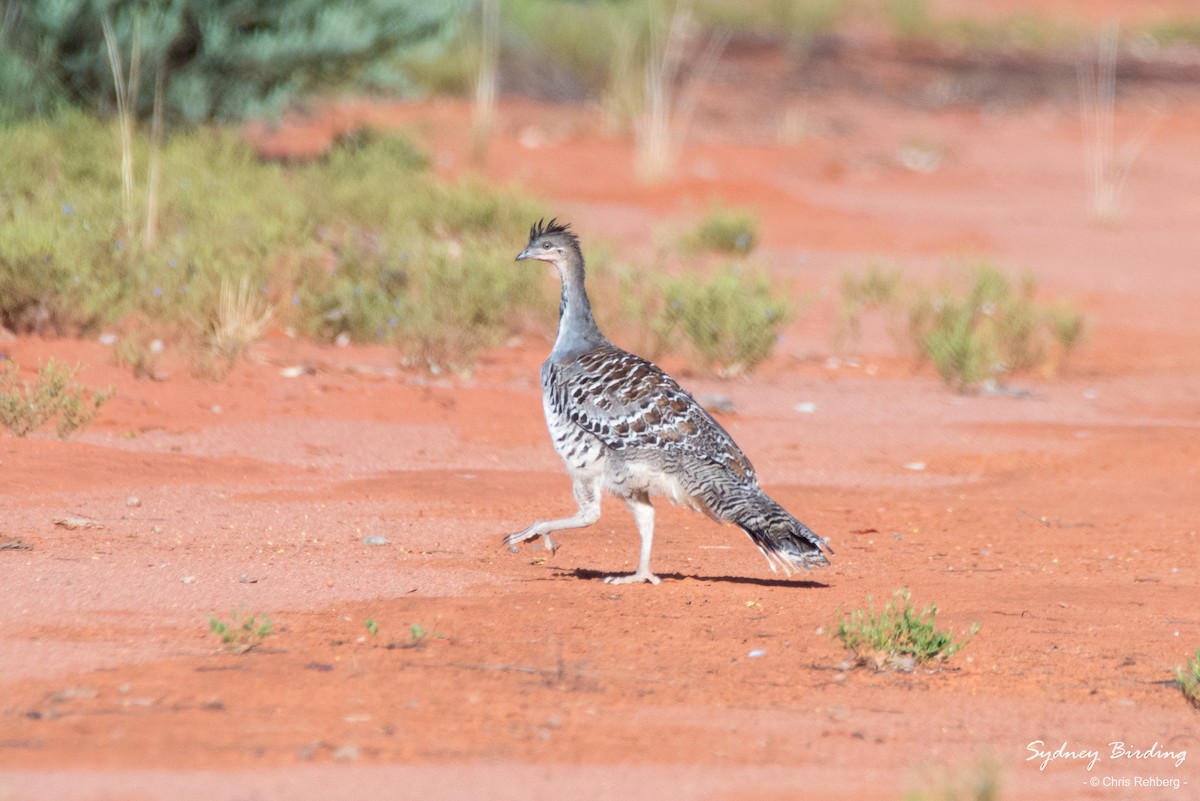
[0,358,112,438]
[654,267,790,374]
[834,588,979,671]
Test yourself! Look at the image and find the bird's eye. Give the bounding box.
[542,242,551,249]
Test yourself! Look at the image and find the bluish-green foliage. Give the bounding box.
[0,0,465,122]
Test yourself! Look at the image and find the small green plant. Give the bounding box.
[209,609,273,654]
[836,264,903,353]
[1177,648,1200,709]
[834,588,979,671]
[684,203,760,255]
[1044,301,1087,372]
[654,267,791,374]
[0,359,112,438]
[388,623,439,650]
[364,619,379,636]
[903,758,1001,801]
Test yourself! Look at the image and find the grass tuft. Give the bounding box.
[207,275,273,366]
[834,588,979,671]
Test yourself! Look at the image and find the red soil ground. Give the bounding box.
[2,9,1198,800]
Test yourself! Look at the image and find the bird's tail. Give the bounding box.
[722,487,832,575]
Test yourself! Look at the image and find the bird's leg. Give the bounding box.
[604,492,661,585]
[504,477,600,554]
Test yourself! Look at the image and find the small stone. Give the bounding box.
[126,496,142,508]
[699,394,737,414]
[794,402,817,414]
[362,535,389,546]
[331,744,360,762]
[180,575,196,585]
[747,649,767,659]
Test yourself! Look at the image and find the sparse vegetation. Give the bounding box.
[0,358,112,438]
[1178,648,1200,710]
[209,609,273,654]
[388,623,439,649]
[0,116,548,373]
[834,588,979,671]
[838,262,1088,390]
[836,263,904,354]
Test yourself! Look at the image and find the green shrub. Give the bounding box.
[0,359,112,438]
[655,268,790,374]
[1178,648,1200,709]
[684,204,760,256]
[906,264,1073,391]
[834,588,979,671]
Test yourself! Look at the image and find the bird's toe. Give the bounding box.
[602,572,661,585]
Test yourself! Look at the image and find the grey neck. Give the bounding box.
[551,250,604,357]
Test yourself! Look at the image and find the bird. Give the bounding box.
[504,219,832,584]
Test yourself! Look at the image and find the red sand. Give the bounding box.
[2,14,1198,801]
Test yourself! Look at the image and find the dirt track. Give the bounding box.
[2,17,1199,801]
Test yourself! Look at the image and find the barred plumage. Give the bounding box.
[505,219,832,584]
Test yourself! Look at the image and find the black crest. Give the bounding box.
[528,217,579,249]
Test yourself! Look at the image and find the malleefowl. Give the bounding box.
[504,219,831,584]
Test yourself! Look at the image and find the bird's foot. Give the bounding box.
[503,528,557,555]
[602,571,661,585]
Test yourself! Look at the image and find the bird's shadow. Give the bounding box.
[560,567,829,589]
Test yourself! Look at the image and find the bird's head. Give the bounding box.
[516,218,580,266]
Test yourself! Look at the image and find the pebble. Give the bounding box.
[331,744,360,762]
[747,649,767,659]
[362,536,389,546]
[126,496,142,508]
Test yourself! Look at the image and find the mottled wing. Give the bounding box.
[543,343,756,482]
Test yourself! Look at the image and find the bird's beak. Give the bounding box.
[515,247,533,262]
